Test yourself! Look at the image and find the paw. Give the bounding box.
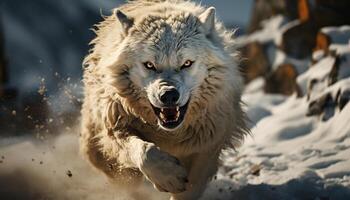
[139,145,188,193]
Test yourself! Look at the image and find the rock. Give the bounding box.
[307,94,330,116]
[315,26,350,55]
[280,21,318,59]
[307,93,337,121]
[248,0,299,33]
[306,79,319,100]
[264,63,301,96]
[239,41,270,83]
[327,55,342,86]
[322,26,350,45]
[296,0,350,27]
[336,89,350,111]
[66,170,73,178]
[298,0,310,22]
[311,0,350,28]
[249,0,350,59]
[314,32,331,54]
[249,164,262,176]
[288,1,350,59]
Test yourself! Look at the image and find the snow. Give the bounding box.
[236,15,310,73]
[272,49,309,73]
[202,83,350,199]
[321,26,350,45]
[242,78,287,128]
[201,25,350,200]
[297,55,335,96]
[236,15,288,46]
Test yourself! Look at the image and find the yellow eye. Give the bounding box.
[181,60,194,70]
[143,61,156,71]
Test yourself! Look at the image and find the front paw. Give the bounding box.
[139,145,188,193]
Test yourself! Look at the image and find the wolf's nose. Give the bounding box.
[160,89,180,105]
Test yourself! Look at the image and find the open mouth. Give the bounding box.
[151,102,189,130]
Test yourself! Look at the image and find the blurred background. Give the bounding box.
[0,0,253,136]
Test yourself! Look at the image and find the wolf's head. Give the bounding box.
[102,5,240,131]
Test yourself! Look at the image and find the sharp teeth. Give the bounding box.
[160,112,166,120]
[158,107,182,123]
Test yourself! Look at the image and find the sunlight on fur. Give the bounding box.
[80,1,248,199]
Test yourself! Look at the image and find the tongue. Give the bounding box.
[162,107,177,116]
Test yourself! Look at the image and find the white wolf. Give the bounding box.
[80,0,248,199]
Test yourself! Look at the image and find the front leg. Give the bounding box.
[170,151,220,200]
[122,136,189,193]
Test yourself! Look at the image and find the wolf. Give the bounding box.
[80,0,248,199]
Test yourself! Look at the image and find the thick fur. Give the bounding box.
[80,0,249,199]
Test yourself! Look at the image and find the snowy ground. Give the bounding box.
[0,131,168,200]
[203,83,350,200]
[201,25,350,200]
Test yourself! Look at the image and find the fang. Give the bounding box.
[175,111,180,119]
[160,112,166,120]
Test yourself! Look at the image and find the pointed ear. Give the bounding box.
[116,10,134,35]
[199,7,216,34]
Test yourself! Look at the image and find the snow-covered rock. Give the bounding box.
[322,26,350,45]
[202,25,350,200]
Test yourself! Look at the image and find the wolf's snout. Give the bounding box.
[151,85,188,130]
[160,88,180,105]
